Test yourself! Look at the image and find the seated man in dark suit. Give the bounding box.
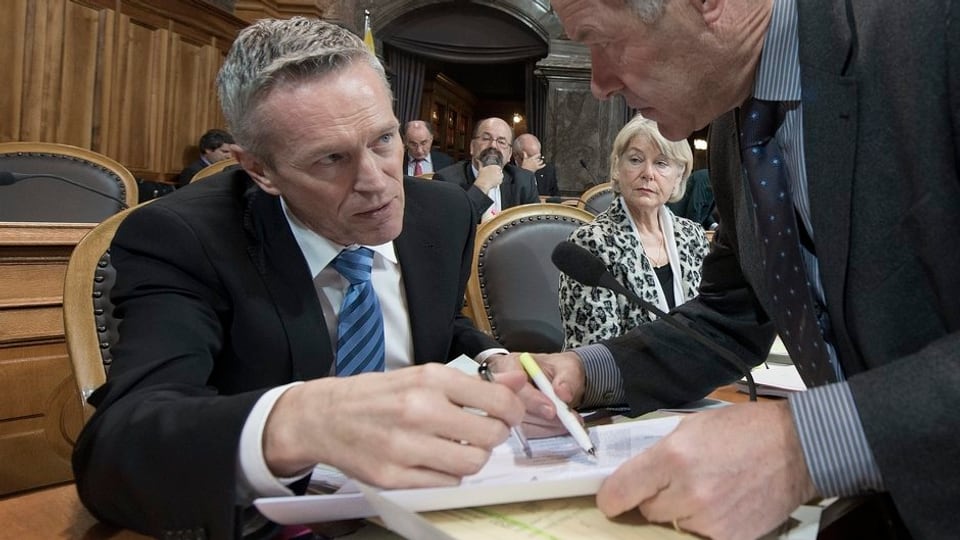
[72,17,527,539]
[434,117,539,222]
[402,120,454,176]
[175,128,235,187]
[512,133,560,197]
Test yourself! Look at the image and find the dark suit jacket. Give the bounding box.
[533,162,560,197]
[403,149,454,175]
[72,170,501,538]
[600,1,959,536]
[175,157,209,187]
[433,161,540,220]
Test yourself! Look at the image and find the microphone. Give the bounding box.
[551,241,757,401]
[0,171,128,209]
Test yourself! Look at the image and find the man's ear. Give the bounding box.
[234,147,280,196]
[697,0,725,25]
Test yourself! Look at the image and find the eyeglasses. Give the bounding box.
[473,134,510,149]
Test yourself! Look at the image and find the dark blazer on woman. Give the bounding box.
[598,1,960,535]
[72,170,500,538]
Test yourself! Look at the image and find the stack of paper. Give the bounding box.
[254,415,681,525]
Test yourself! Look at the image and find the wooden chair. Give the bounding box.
[62,202,149,421]
[0,142,137,222]
[466,204,594,353]
[189,157,240,183]
[577,182,615,216]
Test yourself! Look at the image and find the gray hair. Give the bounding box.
[623,0,668,23]
[217,17,390,166]
[609,114,693,203]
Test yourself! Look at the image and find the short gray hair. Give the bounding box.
[609,114,693,203]
[623,0,668,23]
[217,17,390,166]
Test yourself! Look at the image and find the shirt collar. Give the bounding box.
[410,154,432,165]
[752,0,801,102]
[280,197,398,279]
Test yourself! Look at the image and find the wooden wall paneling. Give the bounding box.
[0,223,90,495]
[0,1,28,143]
[110,10,171,176]
[19,0,65,143]
[165,33,212,175]
[56,1,107,148]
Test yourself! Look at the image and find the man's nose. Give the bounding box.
[590,49,624,101]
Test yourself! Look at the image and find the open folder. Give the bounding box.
[253,415,681,525]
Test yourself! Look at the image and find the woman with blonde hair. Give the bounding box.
[559,115,709,348]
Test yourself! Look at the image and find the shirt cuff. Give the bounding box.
[474,348,509,365]
[573,344,625,408]
[236,382,312,503]
[788,382,885,497]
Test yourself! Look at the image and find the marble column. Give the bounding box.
[536,40,629,195]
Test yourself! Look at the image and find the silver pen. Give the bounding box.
[478,360,533,458]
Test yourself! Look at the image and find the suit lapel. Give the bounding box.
[797,1,861,370]
[393,182,441,363]
[244,190,333,379]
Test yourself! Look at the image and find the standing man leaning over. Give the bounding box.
[434,117,539,222]
[72,17,527,539]
[510,0,960,538]
[513,133,560,197]
[401,120,454,176]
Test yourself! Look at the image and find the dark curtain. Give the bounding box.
[525,63,547,142]
[381,7,546,65]
[386,46,425,124]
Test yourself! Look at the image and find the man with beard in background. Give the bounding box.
[435,117,539,222]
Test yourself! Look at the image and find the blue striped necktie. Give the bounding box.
[739,98,837,385]
[331,247,385,376]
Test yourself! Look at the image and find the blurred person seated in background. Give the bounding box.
[434,117,539,222]
[175,128,235,187]
[512,133,560,197]
[667,168,717,230]
[559,114,708,349]
[402,120,454,176]
[72,17,528,539]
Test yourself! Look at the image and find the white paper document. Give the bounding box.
[254,415,681,525]
[736,363,807,398]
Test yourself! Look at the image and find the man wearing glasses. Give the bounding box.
[435,117,539,222]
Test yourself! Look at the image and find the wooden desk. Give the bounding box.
[0,386,763,539]
[0,222,92,495]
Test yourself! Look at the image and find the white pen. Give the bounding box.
[518,353,596,457]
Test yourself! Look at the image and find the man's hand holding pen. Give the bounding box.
[485,352,592,445]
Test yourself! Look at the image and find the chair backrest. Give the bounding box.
[466,204,594,353]
[189,158,240,183]
[63,202,147,421]
[577,182,616,215]
[0,142,138,222]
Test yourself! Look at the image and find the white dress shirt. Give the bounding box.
[407,154,434,176]
[237,197,505,500]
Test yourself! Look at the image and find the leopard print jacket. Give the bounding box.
[559,196,709,349]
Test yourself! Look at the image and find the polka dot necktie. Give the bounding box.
[739,98,837,385]
[331,247,385,376]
